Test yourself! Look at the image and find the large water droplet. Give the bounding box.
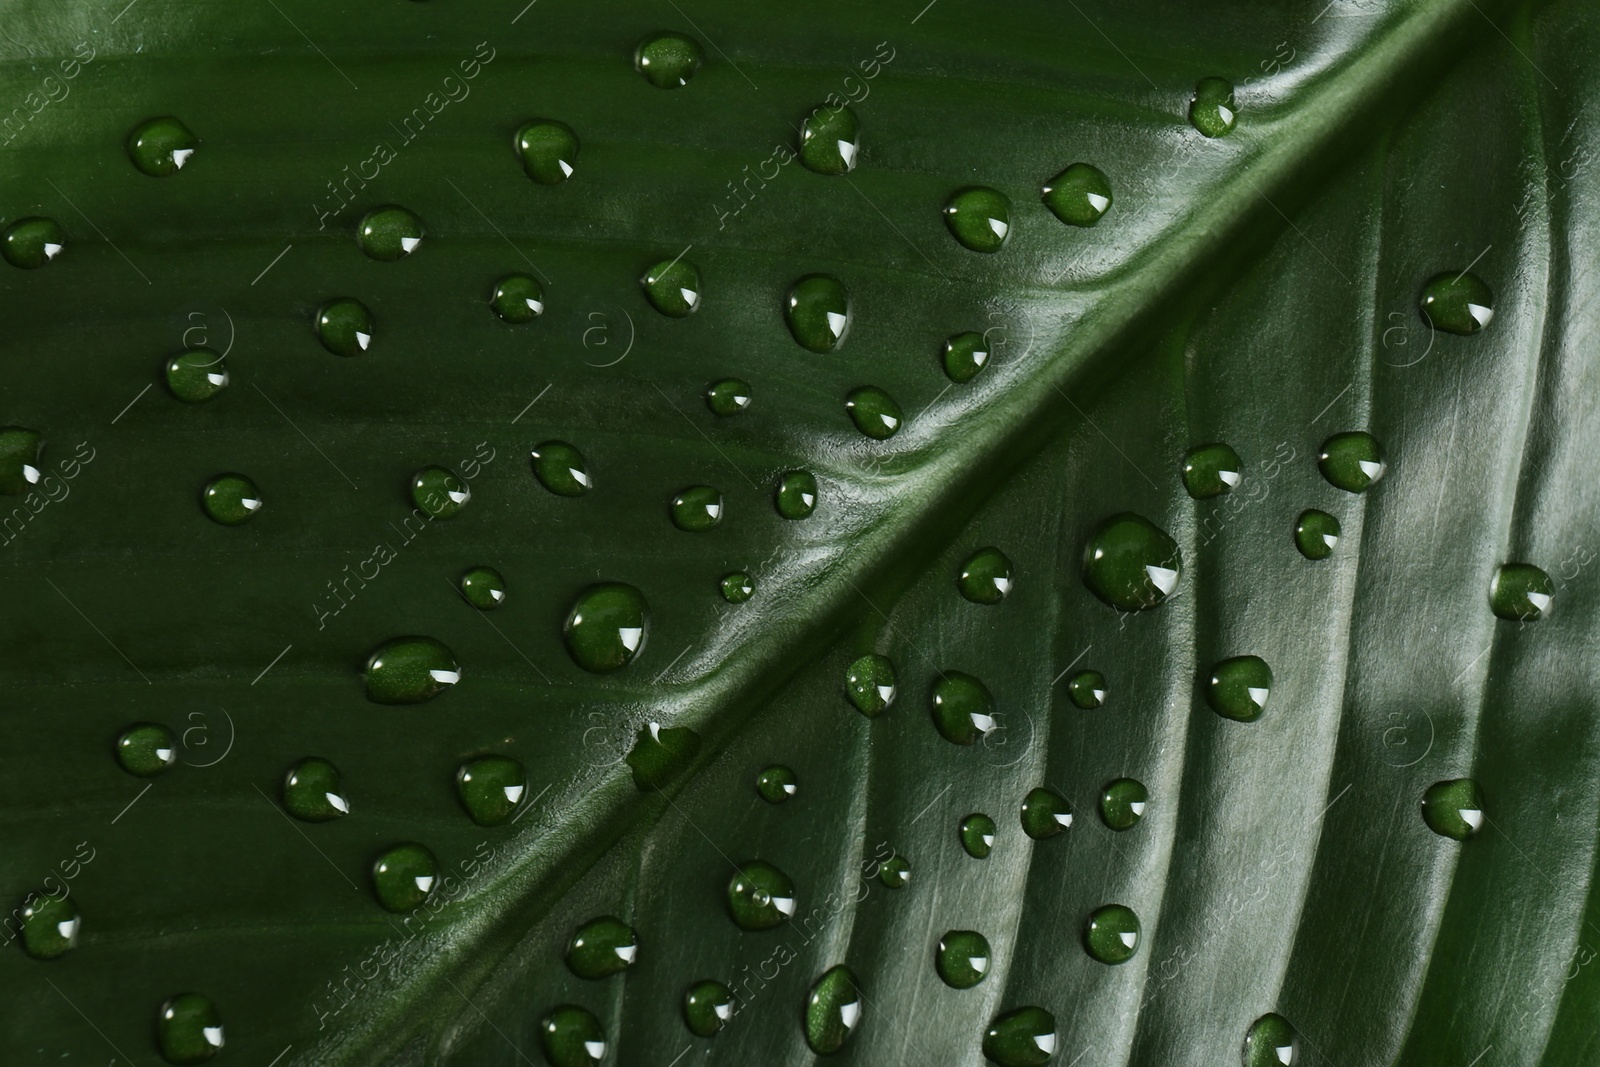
[19,894,80,960]
[684,979,734,1037]
[1419,272,1494,334]
[202,473,263,526]
[357,205,424,262]
[282,757,349,822]
[491,273,545,322]
[456,754,526,826]
[565,583,649,672]
[1189,78,1237,137]
[845,653,897,717]
[516,119,578,184]
[1207,655,1272,722]
[1182,442,1242,499]
[944,186,1012,253]
[785,274,851,352]
[635,31,703,88]
[1067,669,1107,709]
[2,216,65,268]
[1083,903,1140,964]
[756,764,798,804]
[845,385,902,440]
[706,377,752,416]
[0,426,42,495]
[982,1006,1056,1067]
[960,812,997,858]
[800,103,860,175]
[1490,563,1553,621]
[670,485,723,531]
[1421,778,1484,840]
[1020,787,1073,839]
[166,349,229,403]
[116,722,177,777]
[805,965,863,1054]
[626,722,702,791]
[1042,163,1113,227]
[316,297,373,356]
[958,547,1014,605]
[641,256,702,317]
[371,842,438,912]
[567,916,639,979]
[720,571,755,603]
[1099,778,1147,831]
[128,116,198,176]
[727,860,796,930]
[459,565,507,610]
[942,331,990,383]
[932,672,997,745]
[156,993,224,1064]
[364,636,461,705]
[540,1005,606,1067]
[411,465,470,519]
[936,929,992,989]
[1318,432,1386,492]
[530,440,591,496]
[774,470,819,519]
[1082,513,1182,610]
[1243,1012,1300,1067]
[1294,509,1340,561]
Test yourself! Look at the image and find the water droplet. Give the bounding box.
[982,1006,1057,1067]
[932,672,997,745]
[491,273,545,322]
[456,755,526,826]
[684,979,734,1037]
[371,842,438,913]
[530,440,591,496]
[2,216,65,268]
[1420,271,1494,334]
[1421,778,1484,840]
[942,331,990,384]
[641,257,702,317]
[282,757,349,822]
[1207,655,1272,722]
[670,485,724,531]
[626,722,702,792]
[202,473,263,526]
[1100,778,1147,831]
[756,764,798,804]
[1067,669,1107,709]
[1243,1013,1300,1067]
[785,274,851,352]
[706,377,752,416]
[357,205,424,261]
[775,469,819,519]
[878,854,910,889]
[156,993,224,1064]
[1083,903,1140,964]
[565,583,649,672]
[316,297,374,357]
[458,566,507,610]
[516,119,578,184]
[166,349,229,403]
[116,722,176,777]
[1490,563,1553,621]
[566,916,639,979]
[1020,787,1073,840]
[1182,442,1242,499]
[1081,513,1182,611]
[364,636,461,705]
[845,385,902,440]
[635,30,703,88]
[540,1005,607,1067]
[960,813,997,858]
[805,965,863,1054]
[720,572,755,603]
[1294,509,1340,561]
[943,186,1012,253]
[0,426,42,495]
[1042,163,1113,227]
[727,860,796,930]
[845,653,897,718]
[128,116,198,176]
[20,894,80,959]
[410,466,470,519]
[800,103,860,174]
[958,547,1014,604]
[1189,78,1237,137]
[1318,431,1386,492]
[936,929,992,989]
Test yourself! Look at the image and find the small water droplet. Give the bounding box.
[805,965,863,1054]
[116,722,177,777]
[202,473,262,526]
[943,186,1012,253]
[774,469,819,519]
[641,257,702,317]
[756,764,798,804]
[1490,563,1553,621]
[720,571,755,603]
[166,349,229,403]
[959,812,997,858]
[516,119,579,184]
[0,426,42,495]
[670,485,723,531]
[878,854,911,889]
[567,916,639,979]
[2,216,65,268]
[1420,271,1494,334]
[459,566,507,610]
[540,1005,607,1067]
[282,757,349,822]
[364,636,460,705]
[958,547,1013,605]
[156,993,224,1065]
[371,842,438,912]
[1182,442,1242,499]
[1099,778,1147,831]
[1020,787,1073,840]
[982,1006,1056,1067]
[1421,778,1484,840]
[1081,513,1182,610]
[411,466,470,519]
[1189,78,1237,137]
[565,583,649,672]
[1083,903,1140,964]
[491,273,545,322]
[936,929,992,989]
[1042,163,1113,227]
[357,205,424,261]
[1243,1012,1300,1067]
[932,671,996,745]
[20,894,80,960]
[845,385,902,440]
[457,755,526,826]
[942,331,990,383]
[706,377,752,416]
[1294,509,1340,561]
[635,31,702,88]
[1318,431,1386,492]
[316,297,374,357]
[626,721,702,791]
[845,653,897,717]
[128,116,198,176]
[530,440,591,496]
[684,979,734,1037]
[727,860,796,930]
[1207,655,1272,722]
[1067,669,1107,709]
[785,274,851,352]
[799,103,860,174]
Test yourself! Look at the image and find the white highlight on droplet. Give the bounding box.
[172,148,194,169]
[619,627,643,652]
[1053,812,1073,827]
[839,1001,860,1029]
[583,1040,605,1060]
[826,311,848,337]
[971,713,996,734]
[971,956,989,973]
[1086,192,1110,213]
[1147,565,1179,595]
[429,669,461,686]
[614,944,637,962]
[400,237,421,253]
[202,1026,224,1048]
[1248,686,1270,709]
[1358,459,1385,480]
[1119,931,1137,948]
[1468,303,1494,328]
[1220,469,1241,487]
[327,792,350,814]
[988,218,1009,239]
[415,875,435,892]
[837,140,858,168]
[504,784,524,803]
[1130,801,1146,816]
[43,243,62,259]
[1460,808,1484,832]
[1527,591,1552,613]
[773,896,796,916]
[680,287,700,308]
[1034,1034,1056,1054]
[356,331,372,350]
